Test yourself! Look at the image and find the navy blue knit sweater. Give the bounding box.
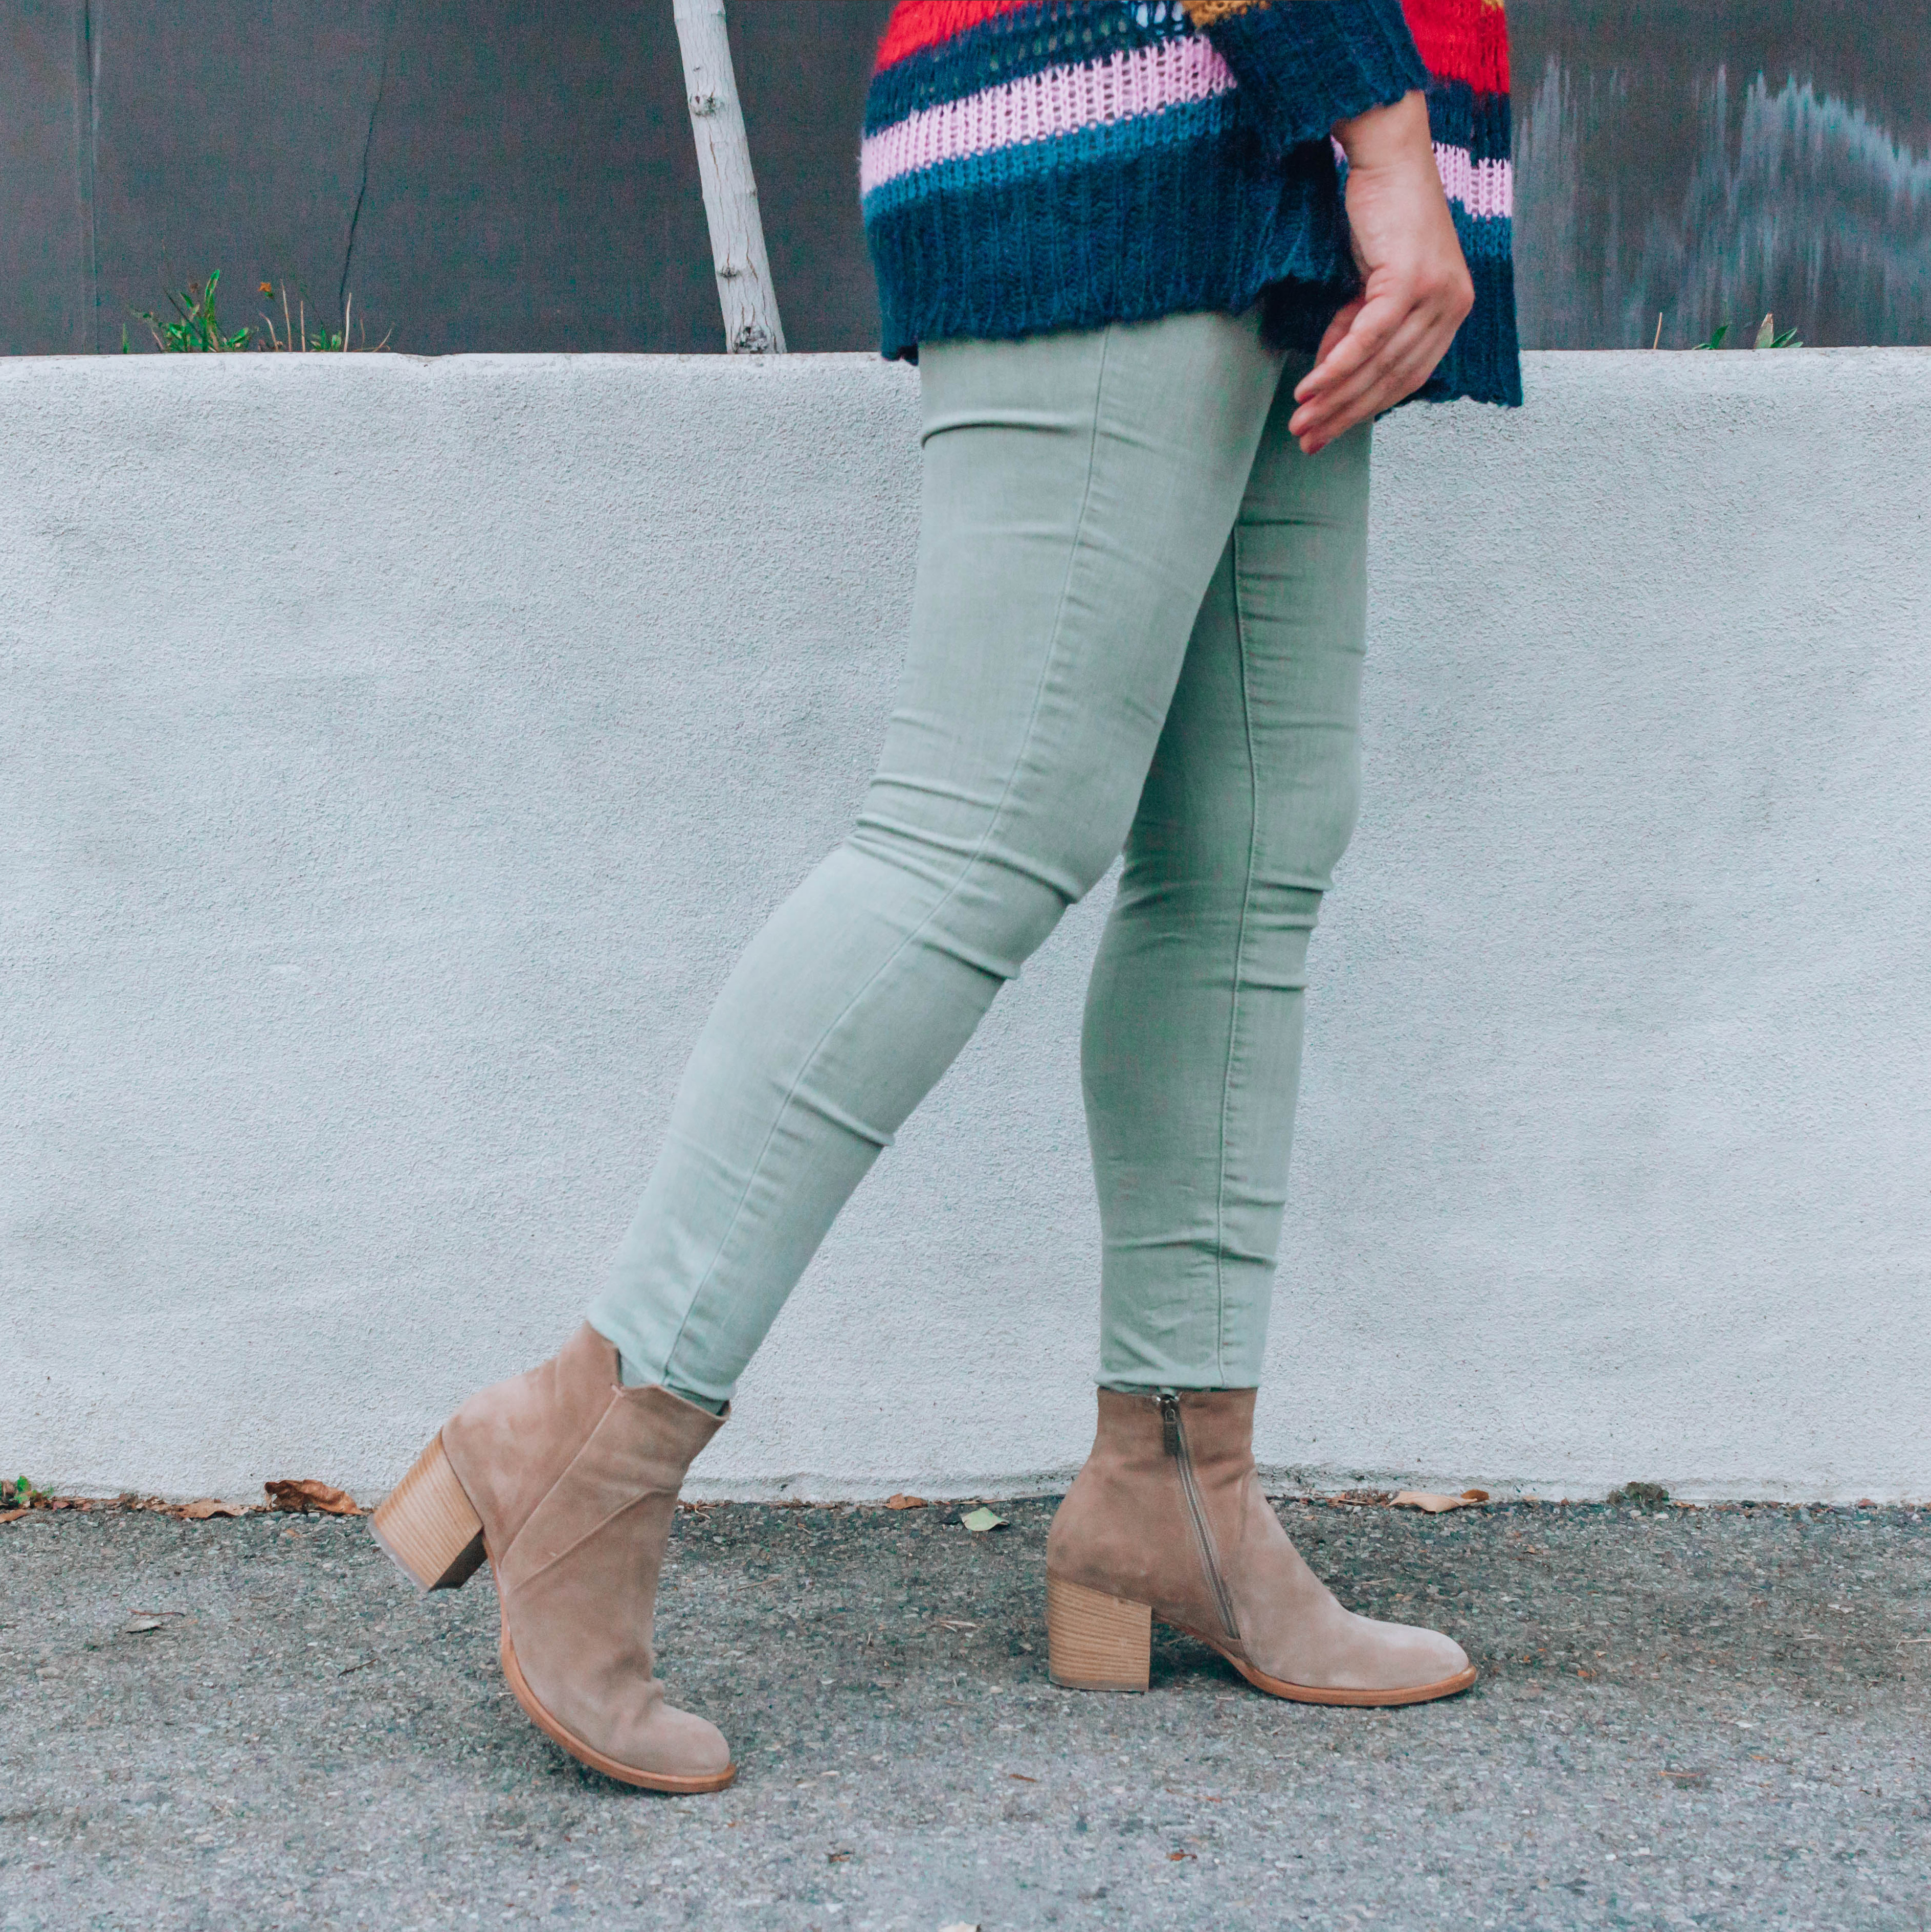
[860,0,1520,407]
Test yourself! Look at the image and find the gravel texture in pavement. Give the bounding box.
[2,1497,1927,1930]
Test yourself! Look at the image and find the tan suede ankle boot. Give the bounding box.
[1046,1389,1475,1706]
[370,1323,735,1791]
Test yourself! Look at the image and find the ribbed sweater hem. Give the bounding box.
[869,127,1352,364]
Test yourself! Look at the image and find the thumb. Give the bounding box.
[1314,297,1363,370]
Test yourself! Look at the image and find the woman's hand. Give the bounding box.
[1289,91,1474,455]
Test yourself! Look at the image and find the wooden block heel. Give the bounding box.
[370,1431,486,1591]
[1047,1573,1151,1692]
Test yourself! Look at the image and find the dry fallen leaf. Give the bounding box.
[1392,1490,1487,1513]
[883,1494,927,1510]
[123,1617,165,1634]
[938,1924,981,1931]
[0,1508,27,1526]
[960,1507,1006,1533]
[178,1499,245,1521]
[264,1479,360,1516]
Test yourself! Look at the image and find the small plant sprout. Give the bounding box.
[134,270,253,351]
[257,283,392,352]
[1693,313,1803,350]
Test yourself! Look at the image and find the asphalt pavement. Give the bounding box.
[3,1494,1926,1930]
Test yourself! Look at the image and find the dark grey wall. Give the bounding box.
[2,0,896,356]
[3,0,1926,356]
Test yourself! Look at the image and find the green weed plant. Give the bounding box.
[1692,312,1804,350]
[130,268,251,351]
[126,272,389,353]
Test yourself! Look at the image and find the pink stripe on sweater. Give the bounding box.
[860,36,1236,195]
[1330,138,1514,219]
[1434,143,1513,218]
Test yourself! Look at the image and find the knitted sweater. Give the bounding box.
[861,0,1519,407]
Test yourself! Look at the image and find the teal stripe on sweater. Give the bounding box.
[862,91,1242,224]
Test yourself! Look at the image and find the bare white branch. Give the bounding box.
[671,0,787,355]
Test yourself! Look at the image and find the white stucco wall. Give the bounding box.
[4,348,1927,1504]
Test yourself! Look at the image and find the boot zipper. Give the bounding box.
[1159,1393,1239,1643]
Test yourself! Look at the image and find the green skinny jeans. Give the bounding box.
[589,306,1370,1403]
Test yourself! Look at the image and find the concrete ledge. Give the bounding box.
[5,349,1929,1501]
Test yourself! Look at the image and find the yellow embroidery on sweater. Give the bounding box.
[1181,0,1275,25]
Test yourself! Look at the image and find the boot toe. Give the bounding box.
[626,1699,733,1782]
[1367,1617,1471,1692]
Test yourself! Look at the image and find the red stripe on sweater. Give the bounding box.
[874,0,1037,72]
[874,1,1510,95]
[1401,0,1511,94]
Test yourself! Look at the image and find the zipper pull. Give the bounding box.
[1158,1392,1181,1459]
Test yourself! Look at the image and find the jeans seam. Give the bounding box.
[1213,522,1263,1388]
[658,327,1120,1391]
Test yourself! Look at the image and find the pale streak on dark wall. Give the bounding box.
[0,0,94,352]
[1511,0,1931,349]
[3,0,1926,356]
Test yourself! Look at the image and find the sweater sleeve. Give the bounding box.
[1181,0,1430,158]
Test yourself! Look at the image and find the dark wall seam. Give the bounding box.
[340,0,398,325]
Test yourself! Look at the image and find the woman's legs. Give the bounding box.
[1048,453,1478,1708]
[589,310,1289,1408]
[378,318,1442,1787]
[1083,375,1372,1391]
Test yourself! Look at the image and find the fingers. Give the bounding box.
[1292,337,1441,454]
[1299,362,1424,454]
[1291,308,1450,451]
[1293,274,1464,414]
[1292,352,1428,454]
[1295,308,1433,427]
[1294,291,1405,405]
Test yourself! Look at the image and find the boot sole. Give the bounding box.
[1046,1573,1477,1706]
[1211,1639,1477,1706]
[372,1431,738,1792]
